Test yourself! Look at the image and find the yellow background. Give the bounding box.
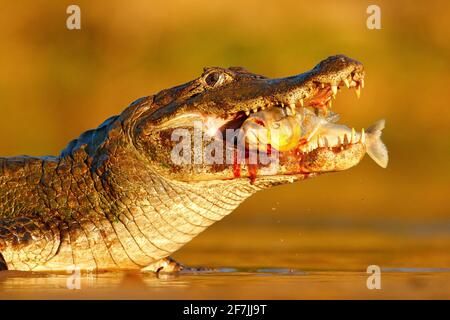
[0,0,448,232]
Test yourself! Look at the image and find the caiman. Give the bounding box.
[0,55,388,272]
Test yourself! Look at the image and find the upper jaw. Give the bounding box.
[222,57,368,179]
[152,55,364,125]
[222,60,366,152]
[236,58,365,119]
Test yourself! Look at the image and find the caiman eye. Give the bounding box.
[204,71,229,88]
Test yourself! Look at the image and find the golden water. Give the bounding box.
[0,0,449,300]
[1,224,449,299]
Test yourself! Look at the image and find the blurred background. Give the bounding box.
[0,0,449,295]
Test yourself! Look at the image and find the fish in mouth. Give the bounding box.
[0,54,389,272]
[144,54,388,183]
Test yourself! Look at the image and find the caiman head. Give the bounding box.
[128,55,388,186]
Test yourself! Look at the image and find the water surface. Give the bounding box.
[1,224,449,299]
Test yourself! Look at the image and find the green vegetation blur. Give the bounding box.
[0,0,449,225]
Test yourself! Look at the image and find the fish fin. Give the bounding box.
[366,119,388,168]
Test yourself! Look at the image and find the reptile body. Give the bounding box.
[0,55,387,271]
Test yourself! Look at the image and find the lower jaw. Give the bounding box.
[172,143,366,183]
[230,142,366,182]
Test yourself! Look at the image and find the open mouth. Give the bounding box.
[154,58,388,182]
[211,69,387,178]
[240,70,365,151]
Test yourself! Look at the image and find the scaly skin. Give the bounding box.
[0,55,374,272]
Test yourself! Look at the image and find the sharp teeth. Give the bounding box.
[321,83,325,89]
[327,100,332,108]
[281,102,285,108]
[355,85,361,99]
[361,128,365,143]
[331,85,338,96]
[245,110,250,116]
[360,79,365,89]
[343,134,349,145]
[261,106,265,110]
[338,136,342,145]
[252,108,258,113]
[299,99,304,107]
[317,135,322,147]
[343,79,350,88]
[304,91,310,98]
[351,127,356,143]
[323,136,329,147]
[289,103,296,115]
